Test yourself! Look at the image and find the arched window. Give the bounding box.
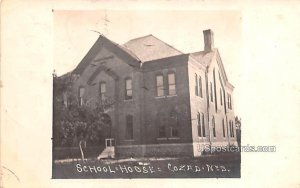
[201,113,206,137]
[195,74,198,96]
[212,117,216,137]
[222,118,226,137]
[99,82,106,100]
[125,78,132,100]
[157,113,167,138]
[199,76,203,98]
[213,68,218,111]
[231,121,234,137]
[125,115,133,140]
[220,88,223,106]
[79,87,85,106]
[197,112,201,136]
[210,82,213,102]
[198,113,206,137]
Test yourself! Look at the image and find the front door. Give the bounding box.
[105,138,115,148]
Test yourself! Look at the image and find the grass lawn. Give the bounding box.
[52,152,240,178]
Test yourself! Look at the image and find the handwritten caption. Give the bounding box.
[75,163,231,174]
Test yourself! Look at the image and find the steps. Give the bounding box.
[97,147,115,160]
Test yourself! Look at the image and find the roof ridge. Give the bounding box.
[149,35,184,54]
[191,48,217,55]
[99,35,141,62]
[124,34,153,44]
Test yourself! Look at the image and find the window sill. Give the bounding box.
[156,138,167,140]
[166,94,177,98]
[169,137,180,140]
[155,95,177,99]
[156,137,180,140]
[124,99,134,102]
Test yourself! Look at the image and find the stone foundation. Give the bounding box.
[116,140,238,158]
[116,143,194,158]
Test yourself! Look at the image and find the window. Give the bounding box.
[213,69,218,111]
[157,113,167,138]
[199,76,203,98]
[222,119,226,137]
[170,127,179,137]
[126,115,133,139]
[195,74,198,96]
[201,113,206,137]
[229,120,235,138]
[220,88,223,106]
[158,126,166,138]
[79,87,85,106]
[156,75,164,97]
[125,78,132,100]
[212,117,216,137]
[227,94,232,109]
[168,73,176,95]
[229,121,231,137]
[231,121,235,137]
[99,82,106,100]
[210,82,213,102]
[197,113,201,136]
[198,113,206,137]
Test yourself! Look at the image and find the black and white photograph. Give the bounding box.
[1,1,300,187]
[52,10,241,178]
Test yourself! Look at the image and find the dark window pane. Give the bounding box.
[158,126,166,138]
[126,115,133,139]
[171,127,179,137]
[202,113,206,137]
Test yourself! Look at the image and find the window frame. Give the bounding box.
[156,74,164,97]
[197,112,202,137]
[167,72,176,96]
[210,82,214,102]
[79,86,85,106]
[222,119,226,137]
[99,81,106,101]
[220,88,223,106]
[170,127,179,138]
[195,73,199,96]
[201,113,206,137]
[199,76,203,98]
[125,115,134,140]
[212,116,216,138]
[125,78,133,100]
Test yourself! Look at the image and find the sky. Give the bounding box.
[54,10,242,113]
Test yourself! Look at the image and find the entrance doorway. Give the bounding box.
[105,138,115,148]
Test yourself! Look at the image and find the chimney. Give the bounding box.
[203,29,214,51]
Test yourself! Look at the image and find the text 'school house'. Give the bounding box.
[67,29,237,157]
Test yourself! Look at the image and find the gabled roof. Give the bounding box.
[123,34,183,62]
[70,34,234,89]
[72,35,140,75]
[190,49,234,89]
[190,49,216,67]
